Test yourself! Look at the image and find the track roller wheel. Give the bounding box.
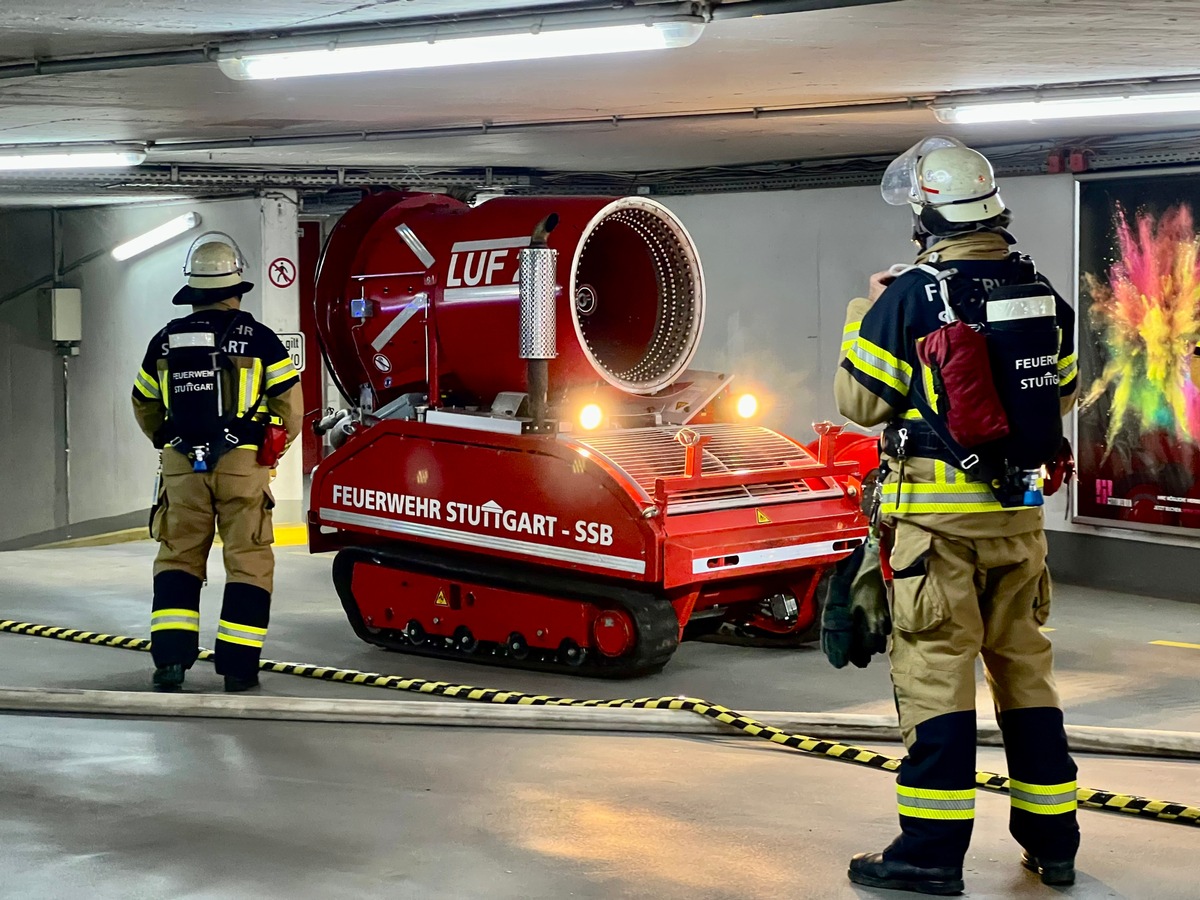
[404,619,426,645]
[453,626,478,654]
[557,638,587,668]
[506,632,529,660]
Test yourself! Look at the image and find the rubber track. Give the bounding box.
[1,618,1198,828]
[333,545,679,678]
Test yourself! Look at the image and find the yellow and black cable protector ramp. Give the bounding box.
[3,619,1198,828]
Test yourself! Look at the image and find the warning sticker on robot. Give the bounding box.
[330,484,614,545]
[435,590,448,606]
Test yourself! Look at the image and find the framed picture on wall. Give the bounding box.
[1074,170,1200,533]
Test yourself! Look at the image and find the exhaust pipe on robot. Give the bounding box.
[519,213,559,433]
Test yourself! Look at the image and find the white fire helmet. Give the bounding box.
[881,136,1005,223]
[183,232,247,289]
[173,231,254,305]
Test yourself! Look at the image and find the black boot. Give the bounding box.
[1022,852,1076,886]
[152,664,185,693]
[848,853,964,896]
[224,673,260,693]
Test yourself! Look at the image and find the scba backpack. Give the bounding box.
[162,311,263,472]
[907,257,1065,505]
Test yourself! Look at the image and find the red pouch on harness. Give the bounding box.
[917,322,1010,448]
[257,422,288,468]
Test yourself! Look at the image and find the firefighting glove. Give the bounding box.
[847,533,891,665]
[821,543,864,669]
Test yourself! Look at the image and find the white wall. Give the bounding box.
[0,195,300,545]
[664,175,1197,547]
[0,210,61,543]
[664,185,914,433]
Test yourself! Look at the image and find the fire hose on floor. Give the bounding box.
[1,619,1197,828]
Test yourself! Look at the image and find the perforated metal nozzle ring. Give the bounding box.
[572,198,704,395]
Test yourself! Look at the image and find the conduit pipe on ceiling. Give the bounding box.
[146,99,925,154]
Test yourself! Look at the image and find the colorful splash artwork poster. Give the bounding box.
[1076,173,1200,532]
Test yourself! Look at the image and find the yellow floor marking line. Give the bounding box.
[1151,641,1200,651]
[272,525,308,548]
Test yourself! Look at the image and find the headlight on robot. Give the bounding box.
[736,393,758,419]
[580,404,604,431]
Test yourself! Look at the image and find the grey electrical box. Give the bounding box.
[39,288,83,343]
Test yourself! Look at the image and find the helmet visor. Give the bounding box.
[184,231,247,277]
[880,135,965,207]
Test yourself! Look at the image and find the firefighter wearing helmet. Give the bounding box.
[131,232,303,693]
[827,138,1080,894]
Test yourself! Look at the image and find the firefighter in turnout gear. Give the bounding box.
[834,138,1081,895]
[132,233,303,693]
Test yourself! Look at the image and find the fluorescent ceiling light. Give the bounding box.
[935,89,1200,125]
[112,212,202,261]
[218,21,704,80]
[0,147,146,170]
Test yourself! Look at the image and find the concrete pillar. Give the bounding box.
[255,191,304,523]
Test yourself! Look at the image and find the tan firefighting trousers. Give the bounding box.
[151,449,276,592]
[887,519,1058,746]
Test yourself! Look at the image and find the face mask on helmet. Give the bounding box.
[882,136,1005,226]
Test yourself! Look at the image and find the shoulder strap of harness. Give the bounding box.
[903,390,1004,487]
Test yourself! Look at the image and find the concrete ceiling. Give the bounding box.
[1,0,1200,201]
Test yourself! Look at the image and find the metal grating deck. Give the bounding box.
[574,423,840,514]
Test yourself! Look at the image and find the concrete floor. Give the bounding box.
[3,716,1200,900]
[1,542,1198,729]
[1,542,1199,898]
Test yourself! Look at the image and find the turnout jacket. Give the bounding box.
[132,300,304,475]
[836,232,1079,538]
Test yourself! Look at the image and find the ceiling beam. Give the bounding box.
[0,0,902,82]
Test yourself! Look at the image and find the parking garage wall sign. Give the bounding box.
[269,257,298,288]
[1076,172,1200,534]
[278,333,305,373]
